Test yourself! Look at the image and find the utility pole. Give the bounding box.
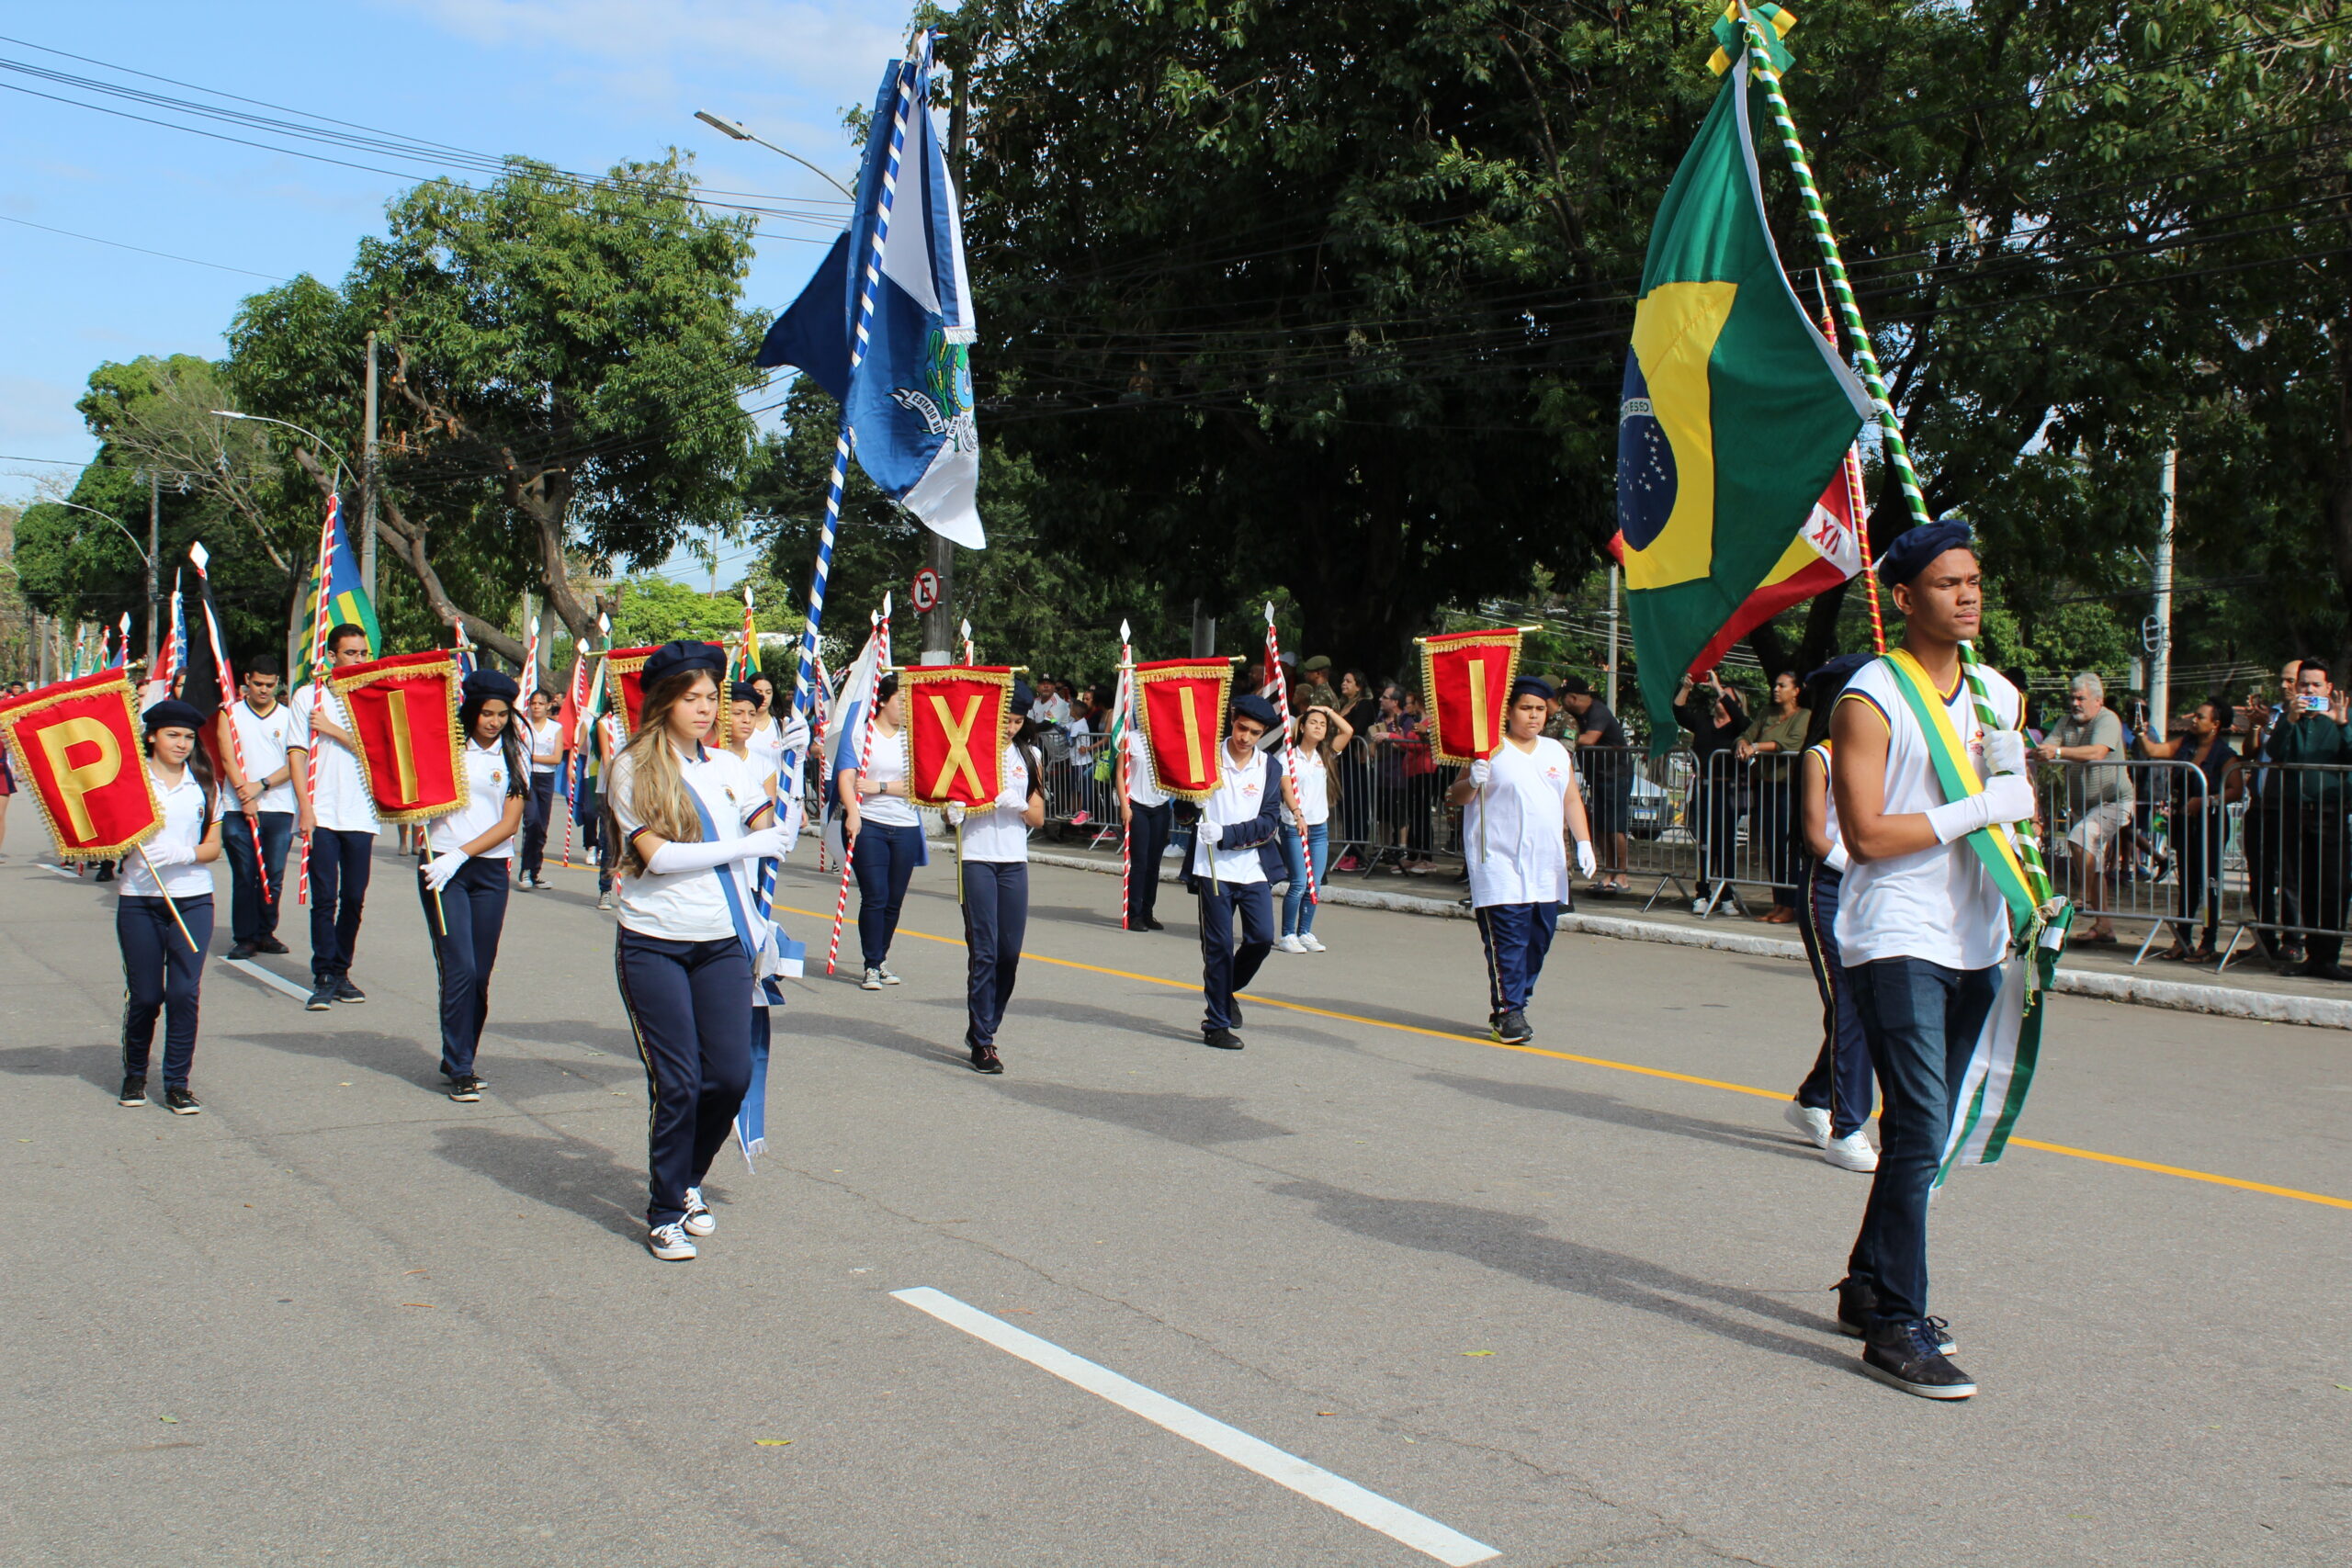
[1191,601,1216,658]
[362,330,380,600]
[1605,563,1622,712]
[2149,445,2176,739]
[145,469,161,667]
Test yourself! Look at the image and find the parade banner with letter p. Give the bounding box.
[1133,660,1233,803]
[330,650,467,824]
[1419,628,1523,764]
[899,665,1012,807]
[0,670,163,860]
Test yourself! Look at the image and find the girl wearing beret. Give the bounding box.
[418,671,528,1101]
[118,701,226,1114]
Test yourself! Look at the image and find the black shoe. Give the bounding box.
[1861,1318,1975,1399]
[1144,918,1164,931]
[94,863,116,884]
[968,1043,1004,1075]
[163,1086,202,1115]
[254,937,291,955]
[227,942,258,962]
[334,978,367,1003]
[1834,1278,1955,1353]
[2292,960,2352,982]
[119,1075,148,1107]
[305,983,335,1011]
[1203,1027,1244,1051]
[1490,1009,1533,1045]
[446,1075,483,1102]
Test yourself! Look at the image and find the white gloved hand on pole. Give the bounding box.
[1982,730,2028,777]
[1926,773,2037,843]
[422,850,469,891]
[1469,757,1493,790]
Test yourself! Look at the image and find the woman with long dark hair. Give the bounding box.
[417,670,529,1101]
[117,699,225,1113]
[839,671,925,989]
[606,642,793,1261]
[1276,704,1352,952]
[950,683,1048,1073]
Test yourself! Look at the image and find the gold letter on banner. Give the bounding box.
[929,693,985,800]
[1178,686,1204,784]
[39,717,122,840]
[1467,658,1489,754]
[385,689,419,802]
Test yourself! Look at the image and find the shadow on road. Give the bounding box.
[792,1009,971,1069]
[1419,1070,1815,1163]
[0,1039,119,1093]
[1270,1176,1848,1369]
[433,1123,645,1239]
[991,1080,1293,1145]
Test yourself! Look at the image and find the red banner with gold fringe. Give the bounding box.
[330,650,466,824]
[0,669,164,860]
[1134,660,1234,802]
[1419,627,1524,765]
[900,666,1012,807]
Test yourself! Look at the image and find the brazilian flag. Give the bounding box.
[1618,14,1868,748]
[291,505,381,687]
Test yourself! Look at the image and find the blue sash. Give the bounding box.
[685,779,786,1009]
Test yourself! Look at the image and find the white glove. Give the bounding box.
[1925,773,2037,843]
[1575,839,1598,880]
[779,713,810,757]
[644,826,787,875]
[422,850,469,891]
[1825,841,1851,874]
[1982,730,2028,777]
[1469,757,1493,789]
[944,802,967,826]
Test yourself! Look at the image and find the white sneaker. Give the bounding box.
[1784,1100,1832,1148]
[860,968,884,991]
[516,873,535,889]
[682,1187,716,1237]
[1824,1128,1880,1172]
[1691,897,1711,915]
[1277,934,1306,953]
[647,1222,696,1261]
[876,964,902,986]
[596,891,615,910]
[1298,933,1326,952]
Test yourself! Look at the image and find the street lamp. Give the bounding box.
[40,496,153,566]
[210,410,356,487]
[691,111,857,201]
[39,497,156,668]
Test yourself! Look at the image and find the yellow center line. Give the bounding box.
[775,901,2352,1212]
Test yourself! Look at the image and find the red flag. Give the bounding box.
[1683,451,1869,676]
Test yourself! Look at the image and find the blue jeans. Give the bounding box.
[221,809,293,945]
[853,820,924,967]
[119,894,212,1087]
[1847,956,2002,1325]
[421,855,510,1078]
[1278,820,1329,937]
[1794,862,1874,1138]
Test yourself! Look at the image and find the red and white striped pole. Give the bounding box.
[190,543,270,908]
[825,600,891,975]
[294,500,340,905]
[1116,619,1135,929]
[1263,604,1316,907]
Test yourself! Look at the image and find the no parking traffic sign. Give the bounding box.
[910,567,943,615]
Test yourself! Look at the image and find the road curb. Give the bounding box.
[1026,850,2352,1032]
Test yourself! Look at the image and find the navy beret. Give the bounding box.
[1510,676,1553,703]
[1009,678,1035,714]
[142,698,207,734]
[1805,652,1874,690]
[1875,519,1973,588]
[642,639,727,690]
[1231,692,1280,728]
[729,682,763,705]
[462,669,521,706]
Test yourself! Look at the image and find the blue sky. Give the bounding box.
[1,0,914,580]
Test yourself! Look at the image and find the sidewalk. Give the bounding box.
[1024,840,2352,1032]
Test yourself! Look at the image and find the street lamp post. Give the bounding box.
[40,497,157,670]
[211,410,355,489]
[691,111,857,201]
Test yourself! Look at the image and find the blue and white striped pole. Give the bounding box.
[763,28,929,929]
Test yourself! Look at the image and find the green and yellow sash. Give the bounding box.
[1879,648,2041,940]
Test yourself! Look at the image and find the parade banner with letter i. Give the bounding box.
[1419,628,1524,764]
[1133,660,1234,803]
[899,665,1012,808]
[330,650,468,824]
[0,670,163,860]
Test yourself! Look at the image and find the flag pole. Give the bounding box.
[1734,3,2052,916]
[1263,604,1316,908]
[1115,618,1134,930]
[1812,276,1883,655]
[135,846,200,953]
[189,544,271,910]
[825,604,890,975]
[780,30,928,804]
[296,498,340,906]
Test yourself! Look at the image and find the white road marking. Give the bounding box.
[221,958,315,1003]
[36,863,83,879]
[890,1286,1499,1566]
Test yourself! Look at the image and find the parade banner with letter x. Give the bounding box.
[1419,628,1524,765]
[899,665,1012,808]
[1133,659,1235,803]
[0,669,164,860]
[330,650,467,825]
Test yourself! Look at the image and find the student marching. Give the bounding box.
[116,699,226,1115]
[417,669,529,1101]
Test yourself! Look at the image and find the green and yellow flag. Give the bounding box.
[1618,7,1868,746]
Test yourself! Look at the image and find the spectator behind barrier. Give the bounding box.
[2036,671,2133,944]
[1674,669,1748,913]
[2260,658,2352,980]
[1737,669,1809,923]
[2135,698,2238,961]
[1557,675,1632,894]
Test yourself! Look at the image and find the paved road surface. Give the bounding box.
[2,844,2346,1566]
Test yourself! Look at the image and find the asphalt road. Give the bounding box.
[2,839,2346,1567]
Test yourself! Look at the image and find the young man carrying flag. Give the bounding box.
[1827,521,2037,1400]
[291,625,381,1010]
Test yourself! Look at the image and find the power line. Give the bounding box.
[0,211,285,279]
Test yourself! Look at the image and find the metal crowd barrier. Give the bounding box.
[2211,757,2352,972]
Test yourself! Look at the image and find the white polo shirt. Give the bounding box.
[610,744,774,942]
[1465,737,1575,908]
[118,763,221,900]
[1191,745,1272,885]
[1834,659,2019,971]
[1125,728,1169,808]
[228,698,302,814]
[960,745,1035,863]
[428,738,521,860]
[289,682,380,836]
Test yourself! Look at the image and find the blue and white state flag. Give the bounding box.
[759,32,983,549]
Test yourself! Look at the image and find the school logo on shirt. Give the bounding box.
[1544,766,1565,784]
